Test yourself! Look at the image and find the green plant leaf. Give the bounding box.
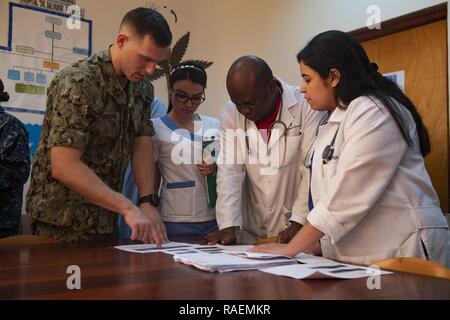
[148,66,166,82]
[160,60,171,75]
[170,32,190,67]
[188,59,214,70]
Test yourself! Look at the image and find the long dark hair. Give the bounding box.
[168,60,207,113]
[297,30,430,156]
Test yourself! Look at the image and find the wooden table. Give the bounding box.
[1,238,449,300]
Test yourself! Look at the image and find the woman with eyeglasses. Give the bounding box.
[252,31,448,267]
[149,61,220,237]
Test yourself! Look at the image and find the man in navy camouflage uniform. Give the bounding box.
[0,78,30,238]
[26,8,172,244]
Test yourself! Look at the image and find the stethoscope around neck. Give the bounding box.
[304,118,340,168]
[243,87,301,166]
[321,127,339,164]
[244,102,285,150]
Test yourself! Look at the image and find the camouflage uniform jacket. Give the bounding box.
[0,107,30,229]
[26,49,155,234]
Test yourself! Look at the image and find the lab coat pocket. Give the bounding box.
[418,228,449,266]
[164,181,196,217]
[279,135,302,167]
[414,206,449,265]
[322,159,338,181]
[318,159,338,199]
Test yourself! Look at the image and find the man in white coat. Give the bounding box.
[206,56,326,245]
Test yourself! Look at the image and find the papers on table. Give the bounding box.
[115,242,254,257]
[115,242,295,272]
[215,244,253,252]
[229,251,293,260]
[114,242,393,279]
[174,251,296,273]
[260,253,393,279]
[114,242,196,254]
[294,252,335,264]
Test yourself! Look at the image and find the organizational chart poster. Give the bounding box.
[0,1,92,156]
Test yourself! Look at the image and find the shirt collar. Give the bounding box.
[97,48,117,79]
[97,47,153,105]
[96,48,128,103]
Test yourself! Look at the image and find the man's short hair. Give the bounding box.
[120,7,172,47]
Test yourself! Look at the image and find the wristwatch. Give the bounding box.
[138,194,159,207]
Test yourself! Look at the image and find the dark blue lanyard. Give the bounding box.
[308,152,315,211]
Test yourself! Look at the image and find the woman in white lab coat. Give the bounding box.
[150,61,219,236]
[252,30,449,266]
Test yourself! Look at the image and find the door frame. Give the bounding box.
[349,3,449,210]
[349,3,447,42]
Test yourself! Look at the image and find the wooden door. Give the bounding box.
[362,20,449,212]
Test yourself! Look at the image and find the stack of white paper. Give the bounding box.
[260,253,393,279]
[114,242,196,254]
[115,242,393,279]
[173,251,297,273]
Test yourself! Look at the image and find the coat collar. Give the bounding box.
[276,76,297,113]
[327,106,346,124]
[244,77,300,149]
[267,76,297,148]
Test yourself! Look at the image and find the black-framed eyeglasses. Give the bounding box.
[174,92,206,105]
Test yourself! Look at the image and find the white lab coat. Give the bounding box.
[306,96,449,266]
[153,114,220,223]
[216,77,326,244]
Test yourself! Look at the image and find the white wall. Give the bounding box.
[1,0,447,118]
[87,0,450,119]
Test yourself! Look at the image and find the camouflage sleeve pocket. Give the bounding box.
[47,82,92,151]
[137,118,155,138]
[135,102,155,138]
